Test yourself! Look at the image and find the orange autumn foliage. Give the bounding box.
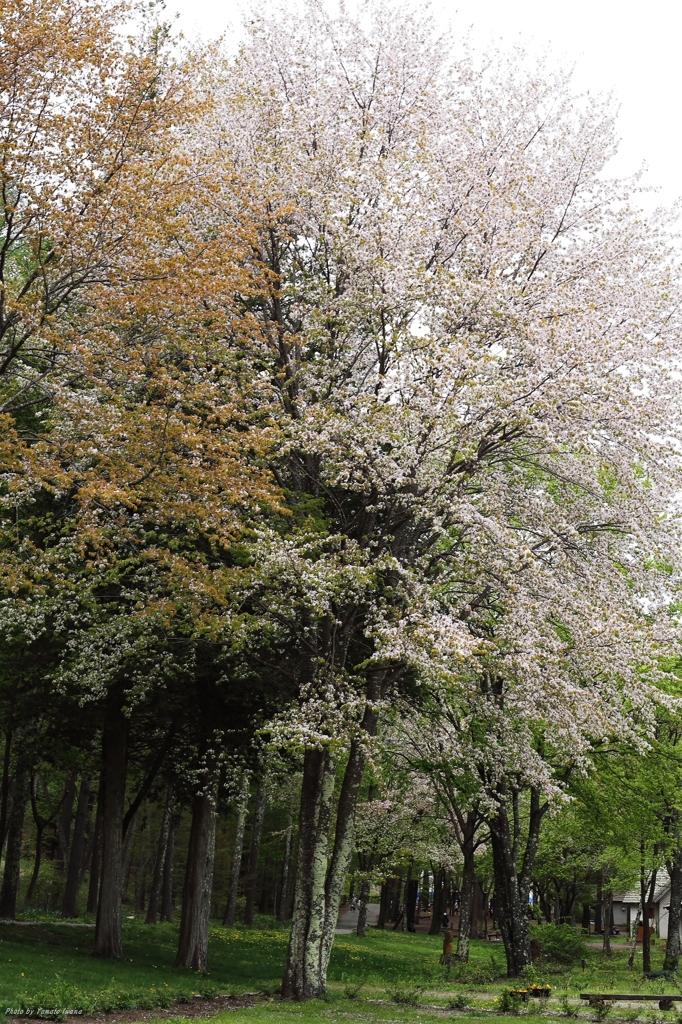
[0,0,280,609]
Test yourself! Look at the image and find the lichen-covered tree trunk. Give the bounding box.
[146,787,175,925]
[282,746,335,1000]
[174,776,218,972]
[282,679,382,1000]
[0,769,28,918]
[92,709,128,959]
[62,776,91,917]
[319,682,382,980]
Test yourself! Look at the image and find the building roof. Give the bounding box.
[613,871,671,906]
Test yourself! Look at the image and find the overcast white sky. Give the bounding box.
[169,0,682,212]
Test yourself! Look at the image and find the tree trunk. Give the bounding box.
[602,886,612,956]
[627,902,643,969]
[160,816,175,922]
[173,776,218,972]
[377,879,390,929]
[664,850,682,971]
[420,870,429,912]
[223,774,249,926]
[595,877,603,934]
[244,781,266,926]
[282,678,382,1000]
[429,868,444,935]
[62,777,91,918]
[642,864,658,974]
[456,843,475,961]
[318,683,382,982]
[356,879,370,937]
[92,709,128,958]
[0,769,28,917]
[86,772,104,917]
[25,820,44,908]
[402,860,413,933]
[0,729,13,859]
[146,787,174,925]
[374,876,391,933]
[277,805,294,923]
[488,786,547,977]
[55,771,78,875]
[281,746,336,1001]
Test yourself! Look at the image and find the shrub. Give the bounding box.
[450,955,503,985]
[388,984,423,1005]
[531,923,588,965]
[559,994,580,1018]
[500,989,525,1013]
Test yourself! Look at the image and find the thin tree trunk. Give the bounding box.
[429,868,444,935]
[277,805,294,923]
[0,729,12,860]
[664,849,682,971]
[0,769,28,917]
[25,821,44,908]
[244,781,265,926]
[223,774,249,926]
[602,885,612,956]
[420,870,429,912]
[456,848,475,961]
[121,805,139,898]
[643,863,658,974]
[627,902,643,969]
[55,771,78,875]
[62,777,91,917]
[377,879,390,929]
[86,772,104,917]
[25,775,48,908]
[173,776,218,972]
[160,817,175,922]
[356,879,370,937]
[402,859,413,933]
[146,787,174,925]
[92,709,128,958]
[595,877,603,934]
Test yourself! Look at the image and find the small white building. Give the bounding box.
[611,874,680,941]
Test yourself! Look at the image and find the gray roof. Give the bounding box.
[613,871,671,906]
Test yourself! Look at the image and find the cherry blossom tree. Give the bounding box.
[210,0,682,995]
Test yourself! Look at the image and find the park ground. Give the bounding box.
[0,920,679,1024]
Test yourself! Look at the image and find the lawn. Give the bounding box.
[0,920,679,1021]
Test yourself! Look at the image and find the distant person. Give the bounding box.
[350,893,357,911]
[442,911,450,929]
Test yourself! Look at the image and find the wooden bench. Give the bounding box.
[581,995,682,1011]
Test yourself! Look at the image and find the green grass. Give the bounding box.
[0,920,678,1021]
